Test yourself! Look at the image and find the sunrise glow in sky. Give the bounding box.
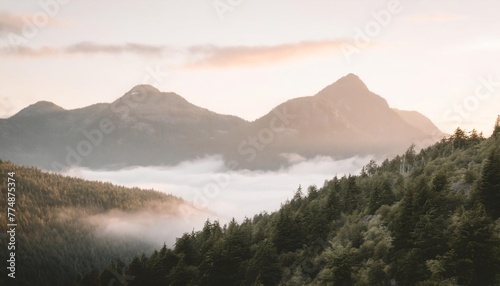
[1,0,500,135]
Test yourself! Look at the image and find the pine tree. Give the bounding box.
[391,188,416,251]
[451,127,468,149]
[431,170,448,193]
[167,257,198,286]
[173,233,200,266]
[273,207,304,253]
[478,148,500,219]
[367,175,395,214]
[245,240,282,285]
[341,176,361,213]
[494,115,500,136]
[326,187,341,221]
[450,204,499,286]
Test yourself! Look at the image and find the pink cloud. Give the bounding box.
[182,40,350,69]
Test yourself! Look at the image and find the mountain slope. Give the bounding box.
[11,100,66,118]
[393,108,443,136]
[0,85,248,170]
[0,159,204,286]
[78,85,248,168]
[224,74,440,169]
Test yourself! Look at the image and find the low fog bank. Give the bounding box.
[84,204,210,246]
[64,155,372,246]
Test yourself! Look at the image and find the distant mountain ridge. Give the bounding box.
[223,73,442,169]
[393,109,443,136]
[0,74,443,170]
[12,100,65,118]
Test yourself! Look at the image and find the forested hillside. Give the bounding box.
[83,125,500,286]
[0,162,190,286]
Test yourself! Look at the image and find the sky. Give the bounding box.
[1,0,500,135]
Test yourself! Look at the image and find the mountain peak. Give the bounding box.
[314,73,370,102]
[341,73,360,80]
[12,100,65,118]
[130,84,160,94]
[331,73,368,90]
[117,85,188,106]
[108,85,209,122]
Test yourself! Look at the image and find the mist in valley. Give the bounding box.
[64,154,372,246]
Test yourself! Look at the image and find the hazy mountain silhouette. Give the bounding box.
[11,100,66,118]
[0,74,442,170]
[223,73,442,169]
[393,108,442,136]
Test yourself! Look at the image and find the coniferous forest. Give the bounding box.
[80,125,500,286]
[0,163,187,286]
[2,124,500,286]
